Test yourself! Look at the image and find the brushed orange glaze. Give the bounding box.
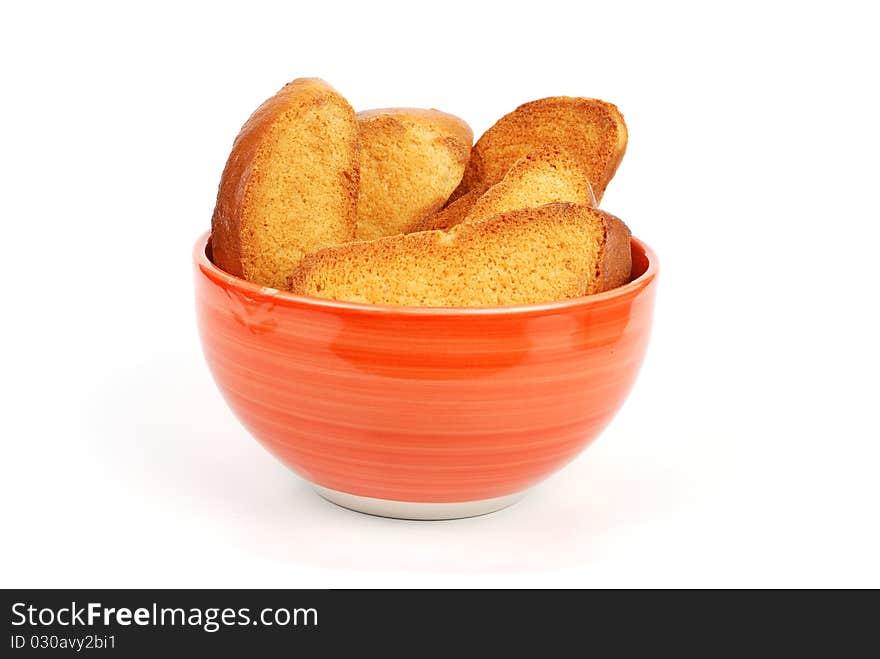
[194,232,658,503]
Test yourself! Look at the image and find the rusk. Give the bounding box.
[356,108,472,240]
[415,146,596,232]
[211,78,359,288]
[289,203,632,307]
[449,96,626,203]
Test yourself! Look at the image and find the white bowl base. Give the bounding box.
[312,485,526,520]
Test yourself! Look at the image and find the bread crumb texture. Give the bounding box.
[449,97,626,204]
[211,78,359,288]
[288,202,631,307]
[356,108,472,240]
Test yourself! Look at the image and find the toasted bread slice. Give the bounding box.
[356,108,472,240]
[409,147,596,232]
[467,146,596,220]
[288,203,631,307]
[449,97,626,204]
[211,78,359,288]
[408,189,481,232]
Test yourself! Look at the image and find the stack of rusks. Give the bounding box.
[211,78,631,306]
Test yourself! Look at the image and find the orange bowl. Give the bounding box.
[193,232,657,519]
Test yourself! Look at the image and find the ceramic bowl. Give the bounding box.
[193,232,657,519]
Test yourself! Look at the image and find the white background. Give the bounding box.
[2,1,878,588]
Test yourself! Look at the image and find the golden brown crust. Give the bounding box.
[407,189,481,232]
[355,108,473,240]
[288,203,632,307]
[592,210,632,293]
[448,97,627,204]
[210,78,359,288]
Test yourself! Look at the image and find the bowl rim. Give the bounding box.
[193,230,658,316]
